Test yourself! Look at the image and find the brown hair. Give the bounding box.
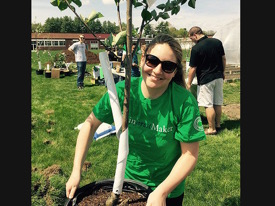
[144,34,186,88]
[188,26,203,36]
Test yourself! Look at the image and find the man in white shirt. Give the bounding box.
[68,34,87,90]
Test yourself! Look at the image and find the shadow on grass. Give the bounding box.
[222,119,240,130]
[84,84,106,88]
[200,114,240,131]
[222,195,240,206]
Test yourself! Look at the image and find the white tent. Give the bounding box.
[213,18,240,66]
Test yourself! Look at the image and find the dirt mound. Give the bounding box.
[222,103,240,120]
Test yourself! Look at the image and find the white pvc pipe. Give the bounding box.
[38,61,42,70]
[99,52,129,195]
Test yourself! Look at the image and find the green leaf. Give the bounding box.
[50,0,68,11]
[188,0,196,8]
[87,10,104,22]
[159,12,170,20]
[180,0,188,5]
[171,5,180,15]
[58,2,68,10]
[71,0,82,7]
[105,33,114,48]
[164,2,173,12]
[151,10,157,19]
[50,0,81,10]
[50,0,58,7]
[133,1,143,8]
[156,4,166,10]
[112,30,127,46]
[141,9,152,21]
[171,0,180,6]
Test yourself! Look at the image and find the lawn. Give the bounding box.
[31,50,240,206]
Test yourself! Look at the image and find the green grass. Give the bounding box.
[31,50,240,206]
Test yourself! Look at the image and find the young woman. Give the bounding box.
[66,34,206,205]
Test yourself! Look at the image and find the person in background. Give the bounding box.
[116,46,123,62]
[65,34,206,206]
[187,26,226,135]
[107,47,118,62]
[121,42,141,77]
[131,42,140,77]
[68,34,87,90]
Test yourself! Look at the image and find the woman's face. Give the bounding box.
[141,43,177,90]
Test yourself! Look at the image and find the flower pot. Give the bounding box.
[36,70,44,75]
[64,70,71,76]
[64,179,152,206]
[45,71,51,78]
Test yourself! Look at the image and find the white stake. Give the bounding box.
[99,52,129,195]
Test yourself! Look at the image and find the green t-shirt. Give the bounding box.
[93,77,206,198]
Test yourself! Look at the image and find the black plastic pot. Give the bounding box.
[64,179,152,206]
[45,71,51,78]
[36,70,44,75]
[64,70,71,76]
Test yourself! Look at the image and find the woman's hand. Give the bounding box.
[146,189,167,206]
[65,171,81,199]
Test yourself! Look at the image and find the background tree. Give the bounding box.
[168,26,187,38]
[120,22,127,31]
[43,17,63,32]
[87,19,104,33]
[143,23,154,37]
[60,16,75,32]
[155,21,169,34]
[32,22,44,33]
[177,28,188,37]
[102,21,119,34]
[72,17,84,33]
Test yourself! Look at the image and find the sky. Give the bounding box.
[31,0,240,32]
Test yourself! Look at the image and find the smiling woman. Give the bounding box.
[65,34,206,206]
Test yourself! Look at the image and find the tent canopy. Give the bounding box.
[213,18,240,66]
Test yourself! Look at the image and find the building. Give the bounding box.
[31,33,151,51]
[31,33,111,51]
[31,33,203,52]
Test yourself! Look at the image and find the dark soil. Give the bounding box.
[77,188,147,206]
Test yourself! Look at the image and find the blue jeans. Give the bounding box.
[77,61,86,87]
[131,65,140,77]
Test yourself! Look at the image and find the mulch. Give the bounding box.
[77,189,147,206]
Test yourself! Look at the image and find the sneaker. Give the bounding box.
[78,86,83,90]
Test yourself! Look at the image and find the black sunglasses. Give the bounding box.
[145,54,177,73]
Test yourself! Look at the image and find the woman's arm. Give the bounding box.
[66,112,102,199]
[146,141,199,205]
